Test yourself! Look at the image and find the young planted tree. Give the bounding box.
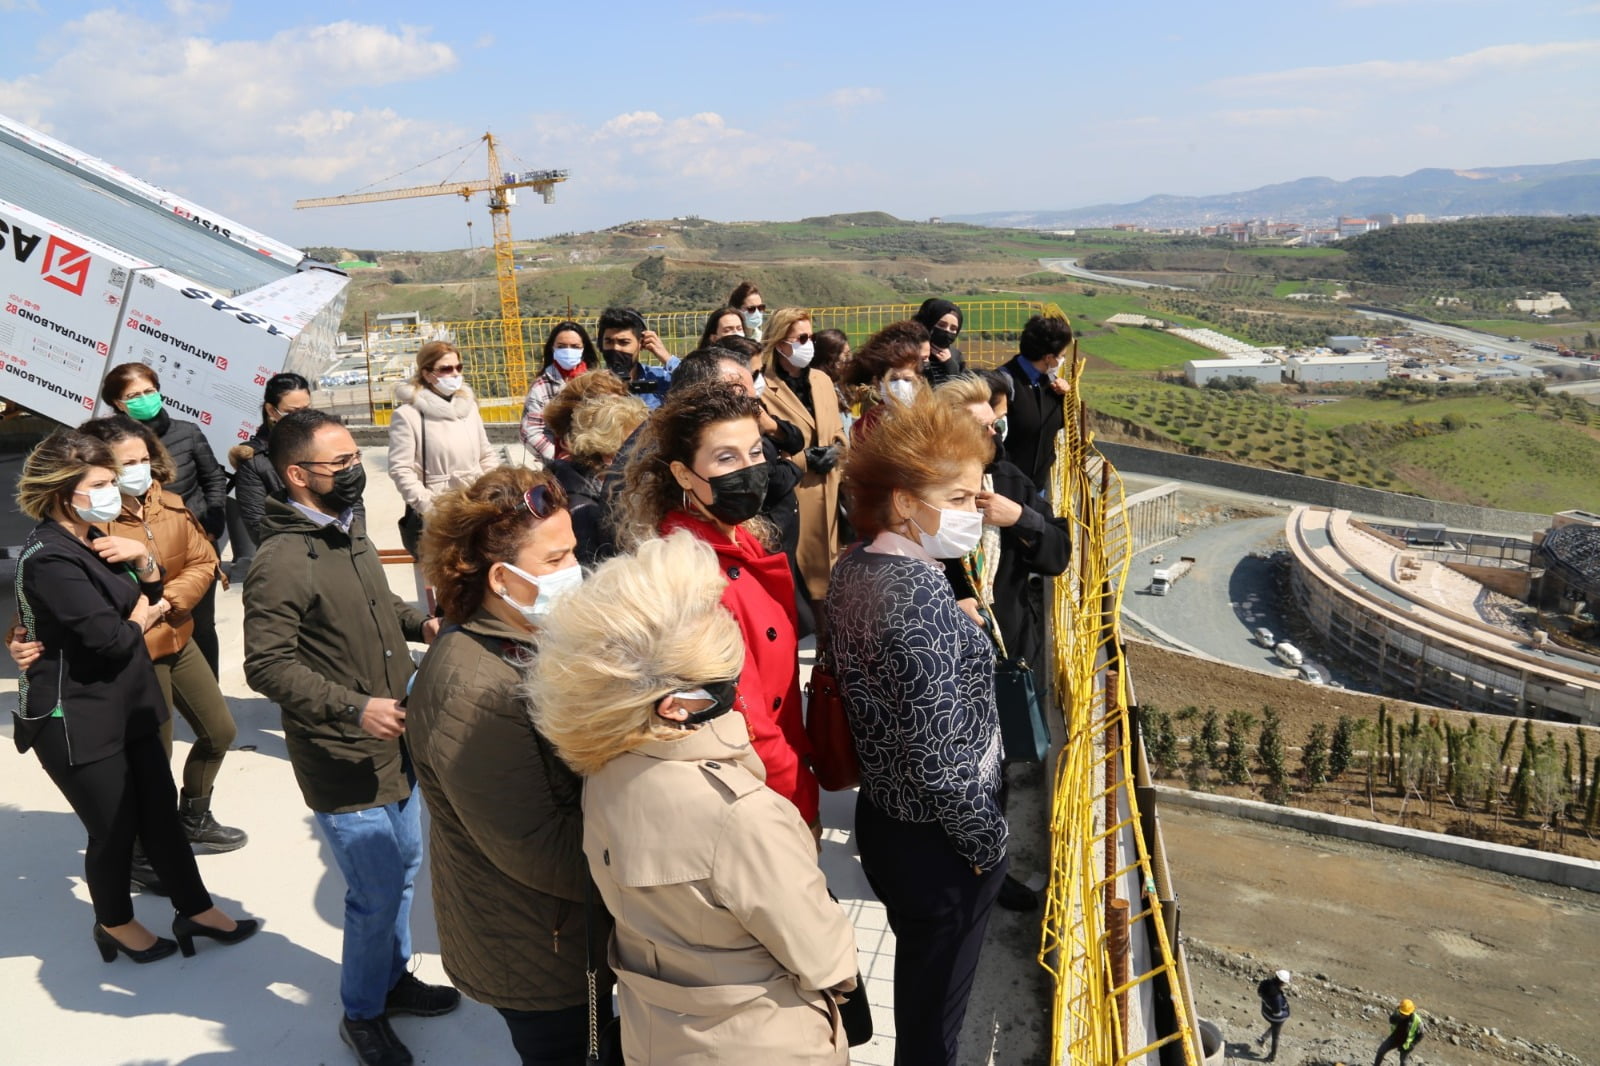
[1199,710,1223,770]
[1399,723,1446,819]
[1512,741,1536,821]
[1451,724,1497,826]
[1499,719,1519,785]
[1588,756,1600,832]
[1301,722,1329,790]
[1579,729,1591,809]
[1329,715,1356,781]
[1528,734,1572,848]
[1258,708,1288,804]
[1386,718,1398,788]
[1223,711,1255,786]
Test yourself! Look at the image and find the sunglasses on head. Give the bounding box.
[518,484,556,519]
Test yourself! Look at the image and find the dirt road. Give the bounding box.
[1160,805,1597,1065]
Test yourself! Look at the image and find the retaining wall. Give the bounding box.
[1097,443,1548,535]
[1153,784,1599,893]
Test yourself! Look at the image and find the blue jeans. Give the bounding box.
[314,786,423,1020]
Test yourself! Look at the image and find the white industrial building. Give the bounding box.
[1185,358,1284,386]
[1284,354,1390,384]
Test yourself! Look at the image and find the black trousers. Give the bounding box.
[33,719,213,927]
[190,581,221,678]
[855,791,1007,1066]
[495,1003,589,1066]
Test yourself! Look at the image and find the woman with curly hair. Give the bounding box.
[406,466,600,1065]
[614,381,819,828]
[844,320,931,445]
[527,532,857,1064]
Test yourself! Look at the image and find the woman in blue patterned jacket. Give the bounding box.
[824,393,1007,1066]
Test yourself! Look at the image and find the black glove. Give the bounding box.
[805,444,842,475]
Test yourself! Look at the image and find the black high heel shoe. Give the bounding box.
[93,923,177,964]
[172,912,260,957]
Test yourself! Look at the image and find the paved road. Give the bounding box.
[1124,515,1316,681]
[1349,308,1586,374]
[1037,257,1175,290]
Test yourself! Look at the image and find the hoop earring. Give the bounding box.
[683,488,694,512]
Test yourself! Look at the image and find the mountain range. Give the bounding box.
[950,160,1600,229]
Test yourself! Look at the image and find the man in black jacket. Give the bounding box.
[998,314,1073,492]
[243,410,453,1066]
[1256,969,1292,1061]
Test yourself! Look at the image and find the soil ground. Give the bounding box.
[1123,641,1600,862]
[1164,805,1597,1066]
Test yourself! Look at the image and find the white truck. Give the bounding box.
[1148,556,1196,596]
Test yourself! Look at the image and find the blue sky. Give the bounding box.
[2,0,1597,250]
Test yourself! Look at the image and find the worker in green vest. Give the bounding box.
[1373,998,1426,1065]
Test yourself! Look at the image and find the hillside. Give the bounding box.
[950,159,1600,228]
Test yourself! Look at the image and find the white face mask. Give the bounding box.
[910,500,984,559]
[433,374,464,396]
[552,347,585,371]
[497,560,584,626]
[786,340,815,369]
[752,372,767,397]
[75,483,123,524]
[882,378,916,405]
[745,309,765,330]
[118,461,153,498]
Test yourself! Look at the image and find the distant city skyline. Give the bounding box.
[2,0,1597,251]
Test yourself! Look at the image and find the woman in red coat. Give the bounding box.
[615,381,820,828]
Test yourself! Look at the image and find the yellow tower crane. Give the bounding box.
[295,133,568,394]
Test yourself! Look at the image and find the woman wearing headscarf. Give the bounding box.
[528,532,858,1065]
[913,298,967,385]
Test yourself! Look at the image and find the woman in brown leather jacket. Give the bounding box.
[13,416,246,858]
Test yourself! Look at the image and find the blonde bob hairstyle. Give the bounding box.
[842,391,993,540]
[16,429,119,521]
[525,531,745,775]
[756,307,813,370]
[933,373,993,411]
[567,393,648,470]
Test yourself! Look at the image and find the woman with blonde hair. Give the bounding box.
[824,392,1007,1066]
[528,532,858,1065]
[614,381,819,827]
[549,391,647,565]
[406,467,596,1065]
[757,307,848,609]
[12,429,256,964]
[387,340,500,556]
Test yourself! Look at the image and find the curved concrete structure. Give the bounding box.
[1285,506,1600,724]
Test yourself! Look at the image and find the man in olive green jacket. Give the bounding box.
[242,411,451,1066]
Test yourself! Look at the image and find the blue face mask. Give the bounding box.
[74,483,123,524]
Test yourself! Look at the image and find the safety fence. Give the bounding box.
[349,301,1060,425]
[1043,345,1200,1064]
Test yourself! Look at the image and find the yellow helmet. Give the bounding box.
[1398,999,1416,1016]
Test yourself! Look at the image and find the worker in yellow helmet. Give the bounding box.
[1373,998,1426,1065]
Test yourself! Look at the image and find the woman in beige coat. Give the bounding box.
[758,308,848,608]
[387,340,500,518]
[528,533,859,1066]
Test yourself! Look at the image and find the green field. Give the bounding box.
[1387,414,1600,513]
[1452,318,1599,343]
[1080,328,1208,371]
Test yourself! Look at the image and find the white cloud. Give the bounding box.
[1213,40,1600,94]
[1214,107,1334,126]
[693,10,777,24]
[0,9,464,201]
[824,87,885,108]
[578,110,825,187]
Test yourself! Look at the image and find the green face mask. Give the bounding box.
[124,392,163,421]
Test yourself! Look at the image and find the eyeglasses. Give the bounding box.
[518,484,556,519]
[432,363,463,375]
[297,452,361,472]
[744,303,766,313]
[791,333,812,345]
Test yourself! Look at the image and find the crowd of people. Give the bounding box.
[10,284,1086,1066]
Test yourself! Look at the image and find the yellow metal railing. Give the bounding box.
[1042,327,1200,1065]
[354,301,1059,424]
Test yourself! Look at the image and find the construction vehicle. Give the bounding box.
[1148,556,1196,595]
[296,134,567,394]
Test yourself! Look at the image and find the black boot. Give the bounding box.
[130,843,169,896]
[179,793,249,852]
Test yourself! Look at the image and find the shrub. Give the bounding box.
[1301,722,1329,789]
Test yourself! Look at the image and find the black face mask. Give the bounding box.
[692,463,769,525]
[312,463,366,513]
[602,348,634,377]
[929,326,959,350]
[678,677,740,726]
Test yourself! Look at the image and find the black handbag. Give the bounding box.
[397,411,426,558]
[584,879,622,1066]
[838,972,874,1047]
